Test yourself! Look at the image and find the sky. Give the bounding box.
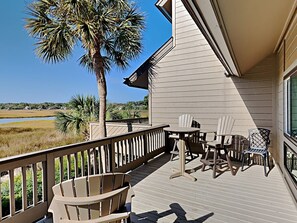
[0,0,171,103]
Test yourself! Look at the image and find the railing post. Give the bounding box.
[110,140,116,172]
[46,153,55,207]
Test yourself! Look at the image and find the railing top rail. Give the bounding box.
[105,117,148,123]
[0,124,169,165]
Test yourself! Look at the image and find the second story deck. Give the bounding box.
[0,125,296,223]
[130,154,297,223]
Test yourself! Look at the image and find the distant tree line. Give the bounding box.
[0,96,148,112]
[0,102,67,110]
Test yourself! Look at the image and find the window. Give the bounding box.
[285,68,297,139]
[284,143,297,184]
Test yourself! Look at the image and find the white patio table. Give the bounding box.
[164,127,200,181]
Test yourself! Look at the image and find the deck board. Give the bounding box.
[129,153,297,223]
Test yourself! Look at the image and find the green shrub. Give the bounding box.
[1,170,42,216]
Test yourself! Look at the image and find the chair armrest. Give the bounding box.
[60,212,130,223]
[199,130,216,141]
[200,130,216,134]
[126,187,135,203]
[216,134,233,136]
[54,186,129,206]
[215,134,234,147]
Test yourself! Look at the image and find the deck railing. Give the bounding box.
[0,124,168,223]
[90,118,150,139]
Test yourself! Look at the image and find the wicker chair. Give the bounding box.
[241,128,271,176]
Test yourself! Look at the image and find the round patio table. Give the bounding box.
[164,127,200,181]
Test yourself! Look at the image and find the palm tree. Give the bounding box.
[55,95,99,139]
[26,0,144,138]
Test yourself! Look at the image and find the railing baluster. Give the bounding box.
[81,151,85,176]
[98,147,102,174]
[74,153,78,177]
[32,163,38,206]
[135,137,138,157]
[106,144,111,173]
[137,136,141,156]
[126,139,129,164]
[144,134,148,161]
[123,140,126,165]
[125,139,129,164]
[93,148,98,174]
[87,149,91,176]
[9,169,15,216]
[67,155,71,179]
[42,161,46,202]
[59,156,64,182]
[130,138,134,161]
[21,166,27,210]
[110,141,116,172]
[145,134,149,155]
[153,132,156,151]
[118,141,121,167]
[116,142,120,167]
[139,136,143,156]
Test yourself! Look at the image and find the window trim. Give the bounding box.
[284,142,297,187]
[284,66,297,143]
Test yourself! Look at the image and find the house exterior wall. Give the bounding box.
[276,10,297,201]
[150,0,276,146]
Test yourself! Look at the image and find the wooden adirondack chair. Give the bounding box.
[48,173,134,223]
[201,116,235,178]
[169,114,194,160]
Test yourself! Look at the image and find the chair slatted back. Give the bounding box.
[249,128,270,149]
[179,114,193,127]
[216,116,235,145]
[52,173,130,221]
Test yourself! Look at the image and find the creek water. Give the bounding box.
[0,117,55,124]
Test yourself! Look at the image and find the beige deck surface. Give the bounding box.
[129,153,297,223]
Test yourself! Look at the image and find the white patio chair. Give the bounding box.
[48,173,134,223]
[169,114,194,161]
[201,116,235,178]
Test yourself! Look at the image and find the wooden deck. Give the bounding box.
[39,153,297,223]
[129,153,297,223]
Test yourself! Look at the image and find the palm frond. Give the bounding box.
[35,23,75,63]
[55,95,99,135]
[79,53,94,73]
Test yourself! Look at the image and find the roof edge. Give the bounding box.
[155,0,172,22]
[181,0,241,77]
[124,37,174,89]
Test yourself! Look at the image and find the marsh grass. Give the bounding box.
[0,120,84,158]
[0,109,62,118]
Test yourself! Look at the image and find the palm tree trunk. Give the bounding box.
[92,49,107,138]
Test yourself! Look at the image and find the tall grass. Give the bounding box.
[0,120,84,158]
[0,109,61,118]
